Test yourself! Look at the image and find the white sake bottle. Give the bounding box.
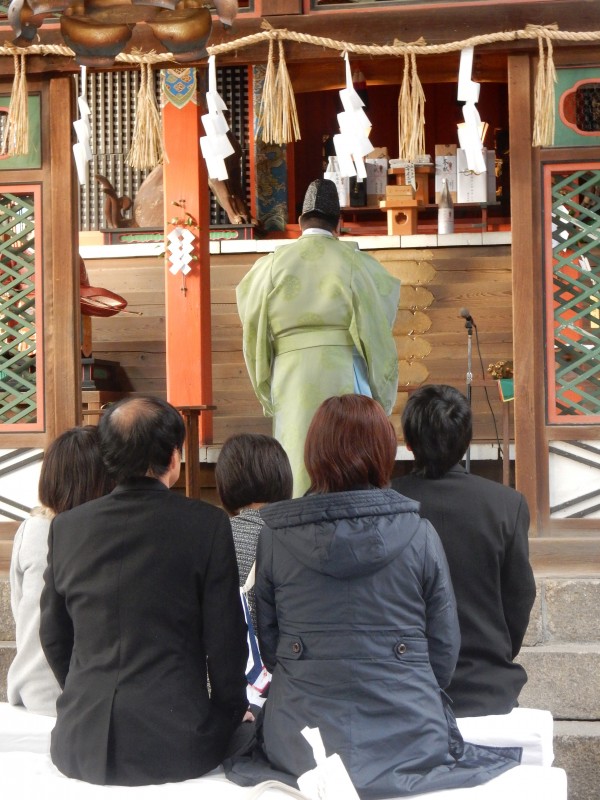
[324,156,350,208]
[438,177,454,234]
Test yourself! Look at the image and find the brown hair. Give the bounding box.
[304,395,397,494]
[39,426,113,515]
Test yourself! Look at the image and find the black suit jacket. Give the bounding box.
[40,477,248,786]
[393,465,536,717]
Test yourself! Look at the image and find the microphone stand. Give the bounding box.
[465,317,474,473]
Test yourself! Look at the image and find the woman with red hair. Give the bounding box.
[253,394,519,798]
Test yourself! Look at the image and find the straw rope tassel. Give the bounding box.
[407,53,425,160]
[127,62,163,170]
[274,39,300,145]
[542,36,556,145]
[397,53,412,160]
[1,54,29,157]
[258,37,277,144]
[532,34,556,147]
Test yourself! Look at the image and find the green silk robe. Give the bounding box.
[236,234,401,496]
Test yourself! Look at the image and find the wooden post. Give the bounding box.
[175,405,216,498]
[48,75,81,438]
[162,67,213,444]
[508,54,544,534]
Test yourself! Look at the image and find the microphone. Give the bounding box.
[460,307,476,326]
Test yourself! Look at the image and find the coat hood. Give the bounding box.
[259,488,423,579]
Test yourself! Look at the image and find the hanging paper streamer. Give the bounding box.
[200,54,234,180]
[72,66,92,186]
[456,47,486,174]
[167,226,195,276]
[333,52,373,181]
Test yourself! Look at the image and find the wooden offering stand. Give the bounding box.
[379,185,423,235]
[388,164,434,207]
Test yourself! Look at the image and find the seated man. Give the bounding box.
[40,396,248,786]
[393,384,536,717]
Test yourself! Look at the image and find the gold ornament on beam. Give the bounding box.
[8,0,218,67]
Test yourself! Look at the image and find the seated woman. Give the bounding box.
[215,433,293,632]
[254,394,520,798]
[8,426,113,716]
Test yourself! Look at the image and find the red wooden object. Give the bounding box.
[162,70,213,443]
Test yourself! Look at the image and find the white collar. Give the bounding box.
[301,228,335,238]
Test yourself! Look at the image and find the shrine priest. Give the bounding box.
[237,178,400,496]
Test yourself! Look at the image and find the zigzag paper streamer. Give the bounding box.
[333,53,373,181]
[200,55,234,180]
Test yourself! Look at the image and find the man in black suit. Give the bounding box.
[393,384,536,717]
[40,396,248,786]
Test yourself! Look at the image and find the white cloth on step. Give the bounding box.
[457,707,554,766]
[0,752,567,800]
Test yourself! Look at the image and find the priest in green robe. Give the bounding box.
[237,179,400,496]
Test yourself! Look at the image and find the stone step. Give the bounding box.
[0,540,12,573]
[517,644,600,720]
[0,642,14,702]
[553,721,600,800]
[524,578,600,647]
[0,576,15,703]
[0,577,12,641]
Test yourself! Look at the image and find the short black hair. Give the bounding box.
[215,433,293,514]
[401,384,472,479]
[99,396,185,484]
[39,426,113,514]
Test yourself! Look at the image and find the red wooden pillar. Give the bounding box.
[162,67,213,443]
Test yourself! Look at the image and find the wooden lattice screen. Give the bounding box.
[544,163,600,422]
[0,186,44,431]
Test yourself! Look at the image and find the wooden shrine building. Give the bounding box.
[0,0,600,581]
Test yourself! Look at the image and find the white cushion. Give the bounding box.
[0,753,567,800]
[0,702,55,753]
[457,707,554,767]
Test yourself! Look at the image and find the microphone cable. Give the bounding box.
[473,324,503,464]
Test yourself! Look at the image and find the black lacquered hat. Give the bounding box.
[300,178,340,223]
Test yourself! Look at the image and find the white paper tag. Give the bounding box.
[404,162,416,190]
[298,753,360,800]
[296,727,360,800]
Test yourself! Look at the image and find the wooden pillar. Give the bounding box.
[162,67,213,443]
[508,54,545,534]
[48,75,81,438]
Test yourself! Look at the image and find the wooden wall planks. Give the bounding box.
[85,244,513,448]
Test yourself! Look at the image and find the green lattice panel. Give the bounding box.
[0,192,38,424]
[550,169,600,418]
